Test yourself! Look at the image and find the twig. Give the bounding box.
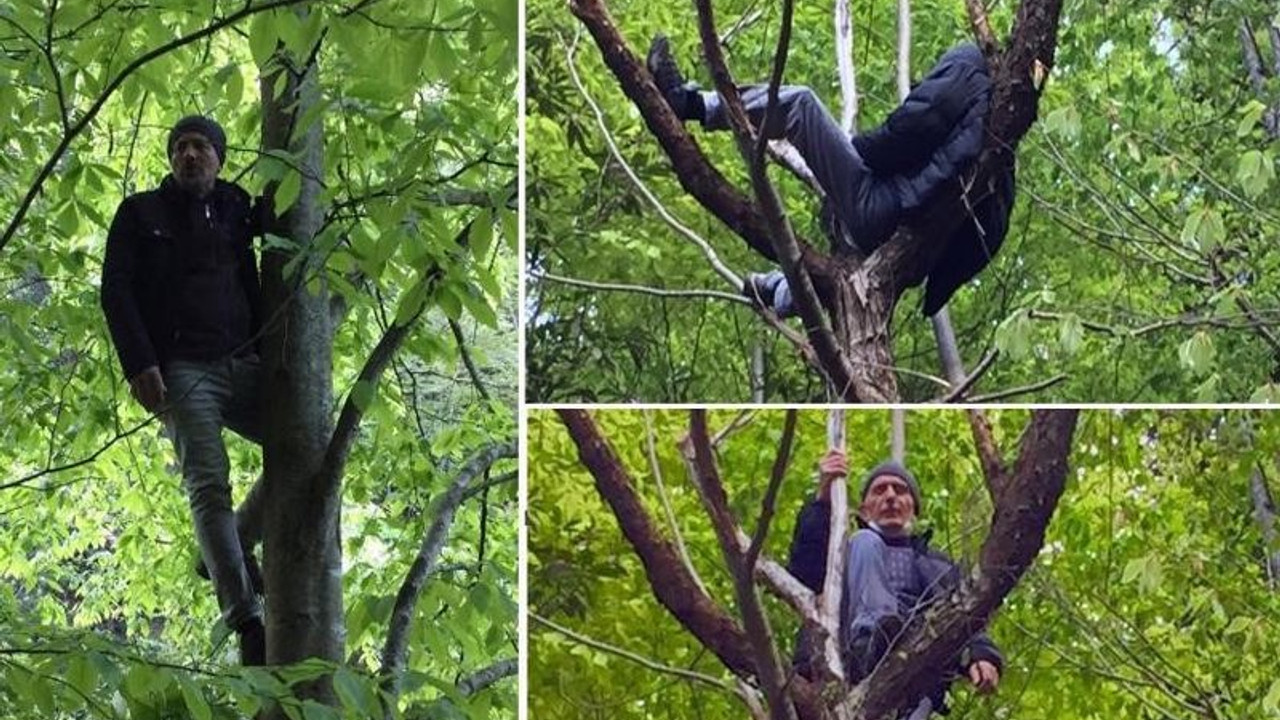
[966,374,1067,402]
[539,271,750,304]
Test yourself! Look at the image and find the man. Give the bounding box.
[786,450,1002,718]
[100,115,268,665]
[646,36,1016,317]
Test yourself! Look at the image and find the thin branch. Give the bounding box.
[965,373,1067,402]
[966,0,998,54]
[643,410,710,596]
[380,441,519,704]
[936,349,998,402]
[563,28,742,289]
[457,658,517,696]
[448,318,491,401]
[539,271,750,304]
[745,409,797,571]
[688,410,797,720]
[530,613,736,692]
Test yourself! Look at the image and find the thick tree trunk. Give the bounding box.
[258,18,342,704]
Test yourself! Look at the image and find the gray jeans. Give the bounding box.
[701,85,900,250]
[162,356,265,632]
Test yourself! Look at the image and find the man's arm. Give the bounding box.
[785,450,848,592]
[100,198,157,380]
[786,493,830,592]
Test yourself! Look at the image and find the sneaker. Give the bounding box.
[238,617,266,666]
[196,548,265,596]
[646,34,699,120]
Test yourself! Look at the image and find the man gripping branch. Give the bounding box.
[787,449,1002,718]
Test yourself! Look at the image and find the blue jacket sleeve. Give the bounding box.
[786,494,830,593]
[100,197,157,379]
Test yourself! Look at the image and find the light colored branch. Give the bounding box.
[966,0,998,53]
[539,271,750,304]
[380,442,518,704]
[563,29,743,289]
[531,613,736,692]
[819,410,848,682]
[834,0,859,133]
[644,410,710,597]
[896,0,912,101]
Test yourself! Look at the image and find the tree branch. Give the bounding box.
[556,409,757,678]
[379,441,518,706]
[457,658,516,697]
[688,410,797,720]
[845,409,1079,720]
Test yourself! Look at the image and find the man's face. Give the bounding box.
[169,131,221,195]
[860,474,916,533]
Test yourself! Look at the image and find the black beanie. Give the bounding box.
[167,115,227,164]
[859,460,922,511]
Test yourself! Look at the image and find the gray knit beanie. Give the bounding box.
[167,115,227,164]
[859,460,922,511]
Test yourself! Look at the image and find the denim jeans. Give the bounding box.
[162,356,264,632]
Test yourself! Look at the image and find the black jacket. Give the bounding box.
[851,43,1017,316]
[787,496,1003,708]
[100,177,262,379]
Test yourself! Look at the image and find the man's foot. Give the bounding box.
[196,549,265,596]
[238,617,266,666]
[846,614,905,683]
[743,271,797,318]
[646,34,703,121]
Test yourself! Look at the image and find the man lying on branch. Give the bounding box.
[647,36,1016,317]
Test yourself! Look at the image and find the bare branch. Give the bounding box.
[644,410,710,596]
[834,0,858,132]
[688,410,797,720]
[380,442,518,703]
[457,658,517,697]
[966,0,998,54]
[539,271,750,304]
[556,409,757,678]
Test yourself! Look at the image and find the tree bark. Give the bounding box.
[258,14,341,705]
[1252,465,1280,589]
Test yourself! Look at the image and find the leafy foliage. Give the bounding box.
[529,409,1280,718]
[1,0,517,717]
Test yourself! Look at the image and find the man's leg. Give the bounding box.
[163,360,264,664]
[646,37,898,249]
[841,529,905,681]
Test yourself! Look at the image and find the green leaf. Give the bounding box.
[1058,313,1084,354]
[276,169,302,215]
[471,212,494,262]
[994,309,1034,361]
[178,675,213,720]
[249,11,277,68]
[1236,149,1275,200]
[67,653,97,697]
[333,667,375,716]
[1238,99,1266,138]
[1178,331,1216,376]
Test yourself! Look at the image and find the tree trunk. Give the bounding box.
[1252,466,1280,589]
[258,16,342,704]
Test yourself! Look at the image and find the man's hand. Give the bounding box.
[967,659,999,695]
[817,449,848,501]
[129,366,167,413]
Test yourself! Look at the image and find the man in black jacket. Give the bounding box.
[100,115,267,665]
[787,450,1002,718]
[647,37,1016,317]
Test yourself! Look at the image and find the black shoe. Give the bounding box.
[846,614,904,683]
[238,618,266,666]
[646,34,701,120]
[196,548,265,596]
